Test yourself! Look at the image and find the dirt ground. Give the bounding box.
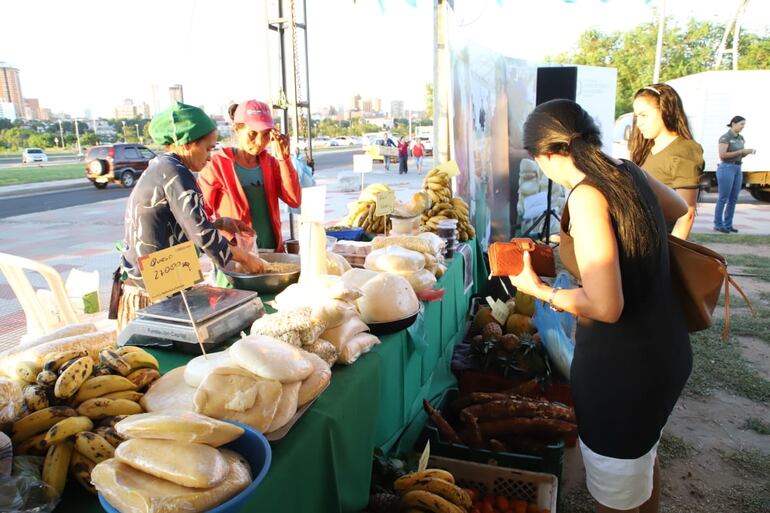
[559,240,770,513]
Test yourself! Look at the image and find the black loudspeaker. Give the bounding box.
[536,67,578,105]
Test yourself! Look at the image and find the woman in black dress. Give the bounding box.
[510,100,691,513]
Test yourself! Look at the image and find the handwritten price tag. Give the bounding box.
[486,296,508,325]
[417,440,431,472]
[137,241,203,301]
[437,160,461,178]
[374,190,396,217]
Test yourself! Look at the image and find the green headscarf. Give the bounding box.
[149,101,216,145]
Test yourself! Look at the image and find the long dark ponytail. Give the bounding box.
[523,100,664,299]
[629,83,694,165]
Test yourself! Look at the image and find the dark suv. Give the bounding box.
[85,144,156,189]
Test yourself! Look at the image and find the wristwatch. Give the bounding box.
[548,287,563,312]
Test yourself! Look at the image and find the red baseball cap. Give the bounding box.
[234,100,275,132]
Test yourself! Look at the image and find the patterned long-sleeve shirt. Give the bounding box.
[120,153,232,290]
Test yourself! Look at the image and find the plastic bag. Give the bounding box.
[357,273,419,323]
[398,269,437,293]
[288,155,317,215]
[364,246,425,273]
[338,332,380,365]
[532,272,576,380]
[1,460,59,513]
[65,269,100,315]
[0,379,23,429]
[114,411,244,447]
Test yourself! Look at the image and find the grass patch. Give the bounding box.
[723,448,770,477]
[742,417,770,435]
[685,320,770,402]
[659,433,695,463]
[691,233,770,246]
[730,308,770,344]
[723,254,770,283]
[0,163,84,186]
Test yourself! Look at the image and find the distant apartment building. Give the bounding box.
[115,99,138,119]
[23,98,41,120]
[141,102,151,119]
[0,63,24,120]
[39,108,52,121]
[169,84,184,104]
[390,100,405,119]
[349,94,362,112]
[0,102,16,120]
[370,97,382,113]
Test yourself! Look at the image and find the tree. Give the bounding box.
[81,132,99,147]
[425,83,434,119]
[549,19,770,117]
[27,133,55,148]
[0,118,13,130]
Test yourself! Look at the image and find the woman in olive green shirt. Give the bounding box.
[630,84,704,240]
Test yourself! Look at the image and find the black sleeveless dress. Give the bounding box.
[559,160,692,459]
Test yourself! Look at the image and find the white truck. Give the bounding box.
[613,70,770,202]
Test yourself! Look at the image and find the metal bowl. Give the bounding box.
[221,253,301,295]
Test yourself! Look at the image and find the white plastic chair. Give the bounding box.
[0,252,79,339]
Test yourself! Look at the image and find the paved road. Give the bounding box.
[0,149,362,219]
[0,155,81,168]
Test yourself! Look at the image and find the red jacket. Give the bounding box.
[198,147,302,251]
[413,142,425,157]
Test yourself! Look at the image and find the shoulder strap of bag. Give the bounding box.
[722,271,755,341]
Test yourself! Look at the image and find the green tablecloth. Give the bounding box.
[58,241,482,513]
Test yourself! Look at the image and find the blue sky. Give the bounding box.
[1,0,767,118]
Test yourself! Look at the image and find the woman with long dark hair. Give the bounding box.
[511,100,691,513]
[713,115,755,233]
[629,83,704,239]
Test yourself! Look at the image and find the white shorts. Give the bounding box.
[580,437,659,511]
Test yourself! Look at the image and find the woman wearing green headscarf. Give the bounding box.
[115,102,264,329]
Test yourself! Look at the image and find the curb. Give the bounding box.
[0,180,91,199]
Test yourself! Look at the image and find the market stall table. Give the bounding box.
[56,241,483,513]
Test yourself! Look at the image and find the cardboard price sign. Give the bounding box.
[486,296,509,325]
[137,242,203,301]
[436,160,461,178]
[374,190,396,217]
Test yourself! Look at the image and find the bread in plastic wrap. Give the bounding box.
[0,378,23,429]
[321,317,370,351]
[297,352,331,407]
[417,232,446,254]
[249,308,325,348]
[193,366,282,433]
[274,275,362,310]
[266,381,300,434]
[140,368,196,413]
[371,235,435,255]
[364,246,425,274]
[398,269,437,293]
[115,438,228,488]
[19,322,97,348]
[183,350,233,388]
[311,299,357,329]
[356,273,420,323]
[338,332,380,365]
[341,268,379,291]
[115,411,243,447]
[302,339,338,367]
[91,449,251,513]
[326,252,352,276]
[230,335,314,383]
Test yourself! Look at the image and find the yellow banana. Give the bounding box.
[54,356,93,399]
[393,469,455,492]
[93,426,125,448]
[426,182,445,192]
[73,375,136,405]
[74,431,115,463]
[23,385,50,412]
[116,346,144,356]
[400,478,472,510]
[99,415,129,428]
[36,370,58,387]
[101,390,143,402]
[92,364,113,377]
[43,416,94,447]
[398,490,465,513]
[42,440,74,496]
[15,432,48,455]
[15,361,40,383]
[121,348,159,370]
[99,349,131,376]
[70,450,97,495]
[77,398,143,420]
[126,368,160,390]
[43,350,88,372]
[11,406,78,444]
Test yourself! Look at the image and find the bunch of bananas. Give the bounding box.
[421,169,476,242]
[393,468,472,513]
[11,346,160,496]
[343,183,394,234]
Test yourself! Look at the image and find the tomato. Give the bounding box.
[483,495,496,507]
[495,496,510,511]
[511,499,528,513]
[481,503,496,513]
[527,504,539,513]
[465,488,481,502]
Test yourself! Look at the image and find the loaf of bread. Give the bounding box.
[140,368,196,413]
[230,335,314,383]
[115,411,243,447]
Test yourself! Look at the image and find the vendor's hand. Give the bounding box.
[241,252,267,274]
[214,217,256,237]
[507,251,545,299]
[270,129,291,161]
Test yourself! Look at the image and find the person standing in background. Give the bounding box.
[713,116,756,233]
[398,136,409,174]
[629,84,704,240]
[382,132,397,171]
[413,137,425,174]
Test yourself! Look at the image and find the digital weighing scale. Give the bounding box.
[118,286,264,354]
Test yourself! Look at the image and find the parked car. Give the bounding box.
[313,137,331,148]
[85,143,156,189]
[22,148,48,164]
[331,136,356,146]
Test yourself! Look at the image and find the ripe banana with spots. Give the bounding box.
[93,426,125,448]
[99,349,131,376]
[399,490,465,513]
[15,432,48,455]
[42,440,74,496]
[70,450,97,494]
[43,416,94,447]
[23,385,50,412]
[127,368,161,390]
[36,370,58,387]
[121,350,159,371]
[74,431,115,463]
[77,398,143,420]
[393,468,455,492]
[11,406,78,444]
[43,350,88,372]
[54,356,93,399]
[101,390,143,402]
[73,375,136,405]
[399,477,472,510]
[15,361,40,383]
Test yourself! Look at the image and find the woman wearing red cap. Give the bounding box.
[199,100,302,264]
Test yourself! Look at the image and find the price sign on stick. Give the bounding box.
[137,242,202,302]
[436,160,461,178]
[374,190,396,217]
